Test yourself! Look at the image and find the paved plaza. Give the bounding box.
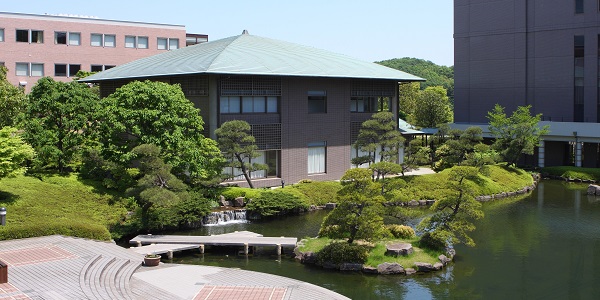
[0,235,349,300]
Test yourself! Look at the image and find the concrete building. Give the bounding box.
[83,31,422,187]
[454,0,600,167]
[0,12,207,91]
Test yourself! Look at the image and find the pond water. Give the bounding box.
[169,180,600,299]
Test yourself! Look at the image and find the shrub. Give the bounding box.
[418,232,446,251]
[220,187,261,200]
[316,242,369,265]
[288,181,341,206]
[386,224,416,239]
[245,190,308,218]
[0,221,112,241]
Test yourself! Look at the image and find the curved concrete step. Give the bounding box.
[78,254,141,300]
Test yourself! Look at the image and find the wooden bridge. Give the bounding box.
[129,231,297,257]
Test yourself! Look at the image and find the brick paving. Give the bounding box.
[0,235,349,300]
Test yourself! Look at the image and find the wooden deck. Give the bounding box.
[129,231,298,250]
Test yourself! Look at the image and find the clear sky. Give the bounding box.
[2,0,454,66]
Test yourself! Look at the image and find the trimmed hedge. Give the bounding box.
[386,224,416,239]
[245,190,309,218]
[0,221,112,240]
[542,166,600,182]
[316,242,369,265]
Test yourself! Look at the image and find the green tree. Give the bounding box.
[398,82,420,121]
[97,80,224,183]
[353,112,405,165]
[319,168,388,243]
[487,104,549,165]
[413,86,453,128]
[0,127,35,178]
[401,139,430,176]
[418,166,484,247]
[215,120,266,188]
[369,161,402,194]
[22,77,99,172]
[433,126,484,171]
[0,66,27,128]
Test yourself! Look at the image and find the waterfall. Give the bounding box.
[202,209,248,226]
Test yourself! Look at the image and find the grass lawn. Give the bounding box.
[0,174,128,240]
[542,166,600,182]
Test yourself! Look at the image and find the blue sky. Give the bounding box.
[2,0,454,66]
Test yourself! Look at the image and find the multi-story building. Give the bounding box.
[83,32,422,187]
[0,12,207,91]
[454,0,600,167]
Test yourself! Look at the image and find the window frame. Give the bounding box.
[54,64,68,77]
[137,36,148,49]
[90,33,102,47]
[0,28,4,42]
[30,30,43,44]
[55,31,67,44]
[158,37,179,50]
[68,32,81,46]
[576,0,584,13]
[308,90,327,114]
[308,141,327,174]
[16,29,29,43]
[30,63,44,77]
[125,35,136,48]
[15,63,29,76]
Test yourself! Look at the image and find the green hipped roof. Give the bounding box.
[82,32,424,82]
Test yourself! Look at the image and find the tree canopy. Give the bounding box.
[97,80,224,183]
[22,77,99,172]
[487,104,549,165]
[413,86,453,128]
[0,66,26,128]
[0,127,35,179]
[215,120,266,188]
[353,111,404,165]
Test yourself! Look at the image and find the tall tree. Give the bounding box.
[487,104,549,165]
[398,82,420,122]
[215,120,266,188]
[0,127,35,179]
[319,168,388,244]
[97,80,224,183]
[0,66,26,128]
[22,77,99,172]
[353,111,405,165]
[413,86,453,128]
[418,166,484,247]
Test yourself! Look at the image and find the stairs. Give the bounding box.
[79,254,141,300]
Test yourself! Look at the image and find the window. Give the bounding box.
[223,150,279,180]
[55,64,67,76]
[186,34,208,46]
[125,36,135,48]
[55,32,80,45]
[308,91,327,113]
[220,96,241,113]
[350,97,391,112]
[55,32,67,44]
[0,28,4,42]
[30,64,43,76]
[158,37,178,50]
[126,36,148,49]
[576,0,584,13]
[16,29,43,43]
[91,34,115,47]
[91,65,115,72]
[137,36,148,49]
[15,63,29,76]
[308,142,326,174]
[575,35,585,122]
[221,96,278,114]
[68,64,80,77]
[69,32,80,45]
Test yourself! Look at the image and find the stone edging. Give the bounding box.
[475,173,540,202]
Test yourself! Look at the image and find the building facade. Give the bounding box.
[0,12,207,91]
[84,33,422,187]
[454,0,600,167]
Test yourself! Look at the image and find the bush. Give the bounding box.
[419,232,446,251]
[0,221,112,241]
[386,224,416,239]
[542,166,600,182]
[316,242,369,265]
[289,181,341,206]
[245,190,308,218]
[220,187,261,200]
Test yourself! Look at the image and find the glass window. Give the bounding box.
[69,32,80,46]
[157,38,167,50]
[16,63,28,76]
[267,96,278,113]
[104,65,115,70]
[221,96,241,114]
[55,64,67,77]
[125,36,136,48]
[576,0,584,13]
[31,63,44,76]
[253,96,265,112]
[68,64,81,77]
[91,34,102,47]
[31,30,43,43]
[137,36,148,49]
[55,32,67,44]
[242,96,254,113]
[308,91,327,113]
[104,34,115,47]
[308,142,326,174]
[169,38,179,50]
[91,65,103,72]
[0,28,4,42]
[16,29,28,42]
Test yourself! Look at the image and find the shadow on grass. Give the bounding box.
[0,190,19,204]
[76,176,125,205]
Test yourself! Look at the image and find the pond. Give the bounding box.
[169,180,600,299]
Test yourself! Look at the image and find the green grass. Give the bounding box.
[542,166,600,182]
[299,237,442,268]
[0,174,128,240]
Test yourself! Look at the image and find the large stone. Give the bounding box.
[408,200,419,206]
[300,252,317,264]
[433,262,444,270]
[233,197,245,207]
[325,203,337,209]
[362,266,379,274]
[340,263,363,271]
[414,262,435,272]
[426,200,436,206]
[587,184,600,195]
[219,195,228,207]
[385,243,414,257]
[377,262,405,275]
[438,254,452,266]
[418,200,427,206]
[405,268,416,275]
[322,261,338,269]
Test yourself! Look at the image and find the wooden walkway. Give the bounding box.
[129,231,297,255]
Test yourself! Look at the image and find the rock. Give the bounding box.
[300,252,317,264]
[322,261,338,269]
[414,262,435,272]
[340,263,363,271]
[385,243,414,257]
[426,200,436,205]
[433,262,444,270]
[377,262,405,275]
[418,200,427,206]
[587,184,600,195]
[325,203,337,209]
[362,266,379,274]
[309,205,317,211]
[233,197,245,207]
[408,200,419,206]
[446,248,456,259]
[219,195,228,207]
[405,268,416,275]
[438,254,451,266]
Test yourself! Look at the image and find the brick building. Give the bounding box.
[84,31,422,187]
[0,12,207,91]
[454,0,600,167]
